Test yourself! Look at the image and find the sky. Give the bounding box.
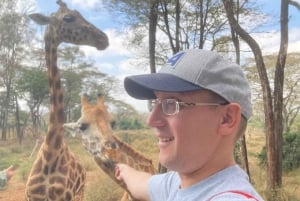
[32,0,300,113]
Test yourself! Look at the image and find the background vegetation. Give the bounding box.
[1,128,300,200]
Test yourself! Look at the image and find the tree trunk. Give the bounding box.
[149,0,168,174]
[229,0,251,179]
[271,0,289,190]
[1,112,7,141]
[14,94,23,144]
[149,0,159,74]
[160,0,177,53]
[174,0,180,52]
[240,135,251,180]
[1,90,11,141]
[222,0,281,199]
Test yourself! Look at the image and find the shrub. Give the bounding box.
[282,132,300,171]
[115,118,145,130]
[258,132,300,172]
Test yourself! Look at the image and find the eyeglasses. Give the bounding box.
[149,98,228,116]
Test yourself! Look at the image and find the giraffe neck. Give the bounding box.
[94,136,156,200]
[106,135,157,174]
[44,35,65,150]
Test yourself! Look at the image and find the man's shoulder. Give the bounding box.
[150,171,179,183]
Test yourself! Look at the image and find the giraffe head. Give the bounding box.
[29,0,109,49]
[64,94,117,156]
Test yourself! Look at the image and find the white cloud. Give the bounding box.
[239,28,300,59]
[80,28,131,59]
[264,29,300,54]
[98,62,115,72]
[288,28,300,53]
[70,0,101,10]
[77,27,149,112]
[251,31,281,54]
[104,29,133,56]
[289,40,300,53]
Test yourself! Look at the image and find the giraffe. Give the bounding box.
[64,94,157,201]
[25,1,109,200]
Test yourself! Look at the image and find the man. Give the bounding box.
[115,49,264,201]
[0,165,14,190]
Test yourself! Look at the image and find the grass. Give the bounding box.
[0,128,299,200]
[245,128,300,201]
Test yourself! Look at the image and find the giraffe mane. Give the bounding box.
[112,135,156,169]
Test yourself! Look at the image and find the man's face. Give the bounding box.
[147,90,227,173]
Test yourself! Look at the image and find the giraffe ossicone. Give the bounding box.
[25,1,109,201]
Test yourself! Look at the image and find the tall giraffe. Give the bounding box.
[64,94,157,201]
[25,1,108,201]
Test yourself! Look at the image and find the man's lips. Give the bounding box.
[159,136,175,143]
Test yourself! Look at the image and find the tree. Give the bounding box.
[16,67,49,136]
[282,55,300,133]
[222,0,300,199]
[57,46,130,123]
[102,0,234,66]
[58,46,86,122]
[247,53,300,133]
[0,0,33,140]
[149,0,159,74]
[227,0,251,180]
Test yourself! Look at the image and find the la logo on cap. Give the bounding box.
[167,51,185,67]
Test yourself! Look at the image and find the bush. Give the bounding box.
[282,133,300,171]
[114,118,145,130]
[258,132,300,172]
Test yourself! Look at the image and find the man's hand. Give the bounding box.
[5,165,14,181]
[115,164,152,201]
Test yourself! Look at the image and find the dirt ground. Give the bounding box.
[0,170,107,201]
[0,178,25,201]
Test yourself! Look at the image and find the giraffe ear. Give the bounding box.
[96,94,106,108]
[29,13,51,25]
[81,94,90,109]
[57,0,68,9]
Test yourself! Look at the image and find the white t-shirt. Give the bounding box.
[148,165,264,201]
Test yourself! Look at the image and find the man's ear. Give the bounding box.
[219,103,241,136]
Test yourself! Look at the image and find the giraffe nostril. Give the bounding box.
[111,142,117,149]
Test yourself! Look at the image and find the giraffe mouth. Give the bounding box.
[96,44,108,50]
[81,135,102,156]
[95,37,109,50]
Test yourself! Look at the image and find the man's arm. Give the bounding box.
[115,164,152,201]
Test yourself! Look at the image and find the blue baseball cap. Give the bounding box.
[124,49,252,119]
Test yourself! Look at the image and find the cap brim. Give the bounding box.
[124,73,202,99]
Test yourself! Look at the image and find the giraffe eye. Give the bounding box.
[79,123,89,131]
[63,14,75,23]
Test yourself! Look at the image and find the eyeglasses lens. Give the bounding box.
[162,99,178,115]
